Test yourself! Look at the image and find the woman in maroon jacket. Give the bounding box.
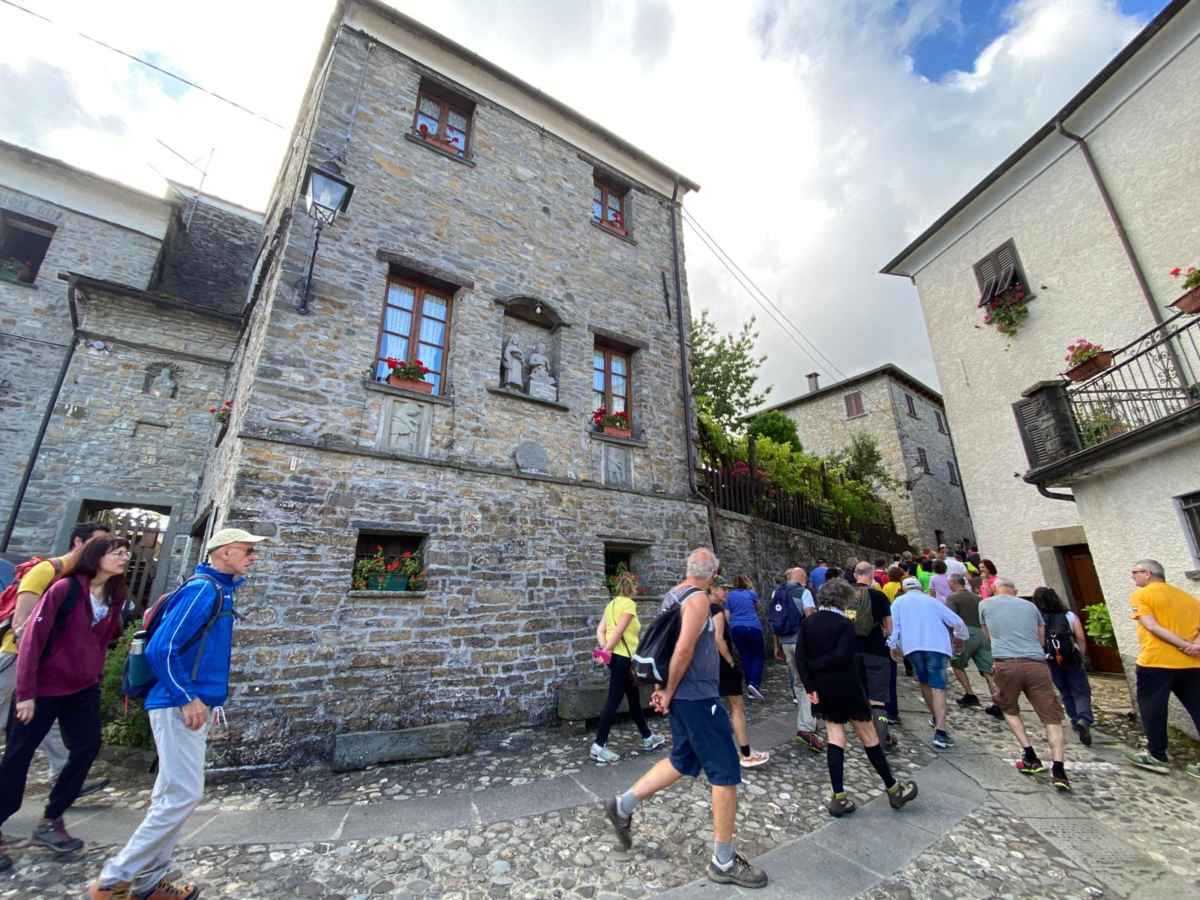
[0,536,129,869]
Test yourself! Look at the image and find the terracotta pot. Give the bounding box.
[387,375,433,393]
[1169,285,1200,315]
[1065,350,1114,382]
[603,425,632,439]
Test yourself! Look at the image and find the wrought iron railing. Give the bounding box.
[1067,310,1200,448]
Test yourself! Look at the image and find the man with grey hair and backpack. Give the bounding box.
[608,547,767,889]
[87,528,265,900]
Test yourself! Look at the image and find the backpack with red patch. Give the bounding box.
[0,557,63,645]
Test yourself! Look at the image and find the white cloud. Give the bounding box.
[0,0,1153,398]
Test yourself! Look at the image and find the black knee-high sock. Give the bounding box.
[826,743,845,794]
[865,743,896,789]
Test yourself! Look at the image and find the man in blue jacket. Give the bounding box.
[87,528,264,900]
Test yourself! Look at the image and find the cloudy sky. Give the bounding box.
[0,0,1169,397]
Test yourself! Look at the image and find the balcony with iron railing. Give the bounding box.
[1015,309,1200,484]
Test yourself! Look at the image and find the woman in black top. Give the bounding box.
[709,580,769,768]
[796,579,918,818]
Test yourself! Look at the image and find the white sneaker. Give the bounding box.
[740,749,770,768]
[642,734,666,751]
[590,742,620,763]
[746,684,766,701]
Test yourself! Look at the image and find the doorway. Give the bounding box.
[1060,544,1124,674]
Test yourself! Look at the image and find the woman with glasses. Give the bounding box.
[0,537,130,868]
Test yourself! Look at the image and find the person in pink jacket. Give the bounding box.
[979,559,999,600]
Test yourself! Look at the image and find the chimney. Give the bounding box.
[806,372,820,393]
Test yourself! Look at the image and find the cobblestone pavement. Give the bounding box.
[3,662,1198,899]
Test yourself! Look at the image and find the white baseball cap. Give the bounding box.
[901,577,922,591]
[206,527,268,553]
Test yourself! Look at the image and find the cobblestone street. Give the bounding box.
[3,662,1198,899]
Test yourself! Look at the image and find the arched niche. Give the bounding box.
[495,296,570,402]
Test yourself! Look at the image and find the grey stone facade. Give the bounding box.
[191,8,709,765]
[764,365,975,550]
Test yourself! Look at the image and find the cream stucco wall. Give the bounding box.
[1073,435,1200,737]
[900,12,1200,593]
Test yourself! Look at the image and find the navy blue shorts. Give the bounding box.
[667,698,741,786]
[907,650,950,690]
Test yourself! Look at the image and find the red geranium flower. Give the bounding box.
[1170,267,1182,277]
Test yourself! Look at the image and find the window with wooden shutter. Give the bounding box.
[844,391,864,418]
[917,447,929,472]
[413,80,475,157]
[375,275,453,395]
[904,393,918,418]
[593,343,632,416]
[592,176,629,235]
[973,239,1030,307]
[935,410,947,434]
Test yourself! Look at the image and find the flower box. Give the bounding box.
[602,425,632,439]
[387,375,433,393]
[372,573,409,591]
[1065,350,1114,382]
[1170,285,1200,315]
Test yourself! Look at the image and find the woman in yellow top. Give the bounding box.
[590,572,666,763]
[882,566,905,603]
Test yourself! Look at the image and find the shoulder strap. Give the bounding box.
[40,577,82,661]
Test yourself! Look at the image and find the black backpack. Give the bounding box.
[1043,612,1081,667]
[632,587,704,685]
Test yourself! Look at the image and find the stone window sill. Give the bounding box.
[403,132,476,167]
[0,276,37,290]
[590,220,637,246]
[347,590,427,600]
[364,378,452,407]
[846,412,868,420]
[589,430,647,449]
[487,385,570,412]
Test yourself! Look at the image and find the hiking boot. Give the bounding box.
[795,731,824,753]
[1125,751,1169,774]
[590,743,619,763]
[138,877,201,900]
[641,733,666,752]
[746,684,766,701]
[1015,758,1045,775]
[739,749,769,768]
[707,852,768,889]
[77,778,111,799]
[1051,769,1071,793]
[85,882,133,900]
[33,817,83,854]
[827,793,856,817]
[1185,762,1200,781]
[604,795,633,850]
[887,781,918,809]
[956,693,980,707]
[932,731,953,749]
[1074,722,1093,747]
[984,704,1004,719]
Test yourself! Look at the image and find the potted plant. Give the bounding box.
[1076,406,1127,447]
[385,356,433,393]
[417,123,463,155]
[982,281,1030,337]
[383,550,422,591]
[352,546,387,590]
[209,400,232,445]
[1063,339,1114,382]
[1168,264,1200,314]
[592,406,631,439]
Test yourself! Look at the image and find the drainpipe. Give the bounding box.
[668,179,698,496]
[1,280,80,551]
[1037,484,1076,503]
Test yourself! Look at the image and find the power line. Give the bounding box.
[682,209,850,383]
[0,0,287,130]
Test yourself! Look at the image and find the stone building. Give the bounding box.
[0,139,259,603]
[881,2,1200,731]
[183,0,713,766]
[757,365,974,550]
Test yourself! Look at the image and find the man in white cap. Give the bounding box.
[88,527,265,900]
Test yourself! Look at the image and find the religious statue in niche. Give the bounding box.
[502,336,524,390]
[526,341,557,402]
[143,364,178,399]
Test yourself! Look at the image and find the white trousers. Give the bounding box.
[0,652,69,778]
[99,708,209,893]
[781,642,817,732]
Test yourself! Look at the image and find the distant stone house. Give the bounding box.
[0,138,259,604]
[757,366,974,551]
[881,2,1200,730]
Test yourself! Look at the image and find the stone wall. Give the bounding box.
[209,436,710,766]
[7,288,238,557]
[158,191,263,315]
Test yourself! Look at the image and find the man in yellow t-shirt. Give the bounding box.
[1124,558,1200,779]
[0,523,111,789]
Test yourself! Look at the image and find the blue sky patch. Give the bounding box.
[908,0,1172,80]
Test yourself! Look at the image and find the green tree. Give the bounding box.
[746,410,801,453]
[690,310,770,431]
[827,433,899,494]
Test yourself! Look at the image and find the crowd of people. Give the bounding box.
[0,522,1197,894]
[591,544,1200,888]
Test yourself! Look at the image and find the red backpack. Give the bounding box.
[0,557,64,643]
